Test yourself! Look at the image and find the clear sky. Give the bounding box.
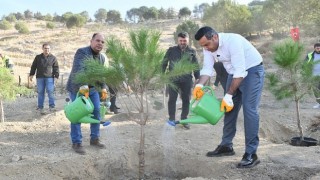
[0,0,252,20]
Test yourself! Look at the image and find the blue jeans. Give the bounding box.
[69,88,101,144]
[220,64,264,154]
[36,78,55,108]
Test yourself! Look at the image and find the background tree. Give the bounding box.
[166,7,177,19]
[66,14,86,34]
[174,20,200,49]
[0,20,13,33]
[248,4,267,37]
[46,22,55,30]
[79,11,90,22]
[5,13,17,23]
[178,7,191,20]
[198,2,210,19]
[61,12,73,25]
[34,12,44,20]
[203,0,251,35]
[158,7,167,19]
[143,7,158,21]
[53,13,62,22]
[106,10,122,24]
[14,21,29,34]
[75,29,198,179]
[44,13,53,21]
[14,12,25,20]
[24,10,33,20]
[126,8,140,23]
[94,8,108,23]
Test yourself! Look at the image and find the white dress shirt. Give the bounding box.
[200,33,263,78]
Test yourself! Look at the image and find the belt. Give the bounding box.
[258,62,263,66]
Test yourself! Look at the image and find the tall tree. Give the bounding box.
[66,14,86,34]
[24,10,33,20]
[106,10,122,24]
[94,8,108,22]
[178,7,191,19]
[203,0,251,35]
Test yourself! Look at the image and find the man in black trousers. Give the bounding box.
[162,32,200,129]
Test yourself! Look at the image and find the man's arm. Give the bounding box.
[162,48,171,73]
[52,56,59,79]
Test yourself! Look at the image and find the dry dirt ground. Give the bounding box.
[0,20,320,180]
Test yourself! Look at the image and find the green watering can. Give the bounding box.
[64,95,100,124]
[167,86,224,126]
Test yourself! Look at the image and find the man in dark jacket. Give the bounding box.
[162,32,200,129]
[29,43,59,114]
[66,33,107,155]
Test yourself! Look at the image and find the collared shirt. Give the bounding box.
[200,33,262,78]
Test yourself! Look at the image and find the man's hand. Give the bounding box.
[192,84,204,100]
[220,93,234,112]
[29,75,33,82]
[79,85,89,98]
[101,89,108,100]
[212,85,217,90]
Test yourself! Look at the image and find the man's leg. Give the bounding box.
[168,84,178,120]
[180,80,192,120]
[220,75,242,147]
[237,64,264,168]
[241,65,264,154]
[207,75,240,157]
[36,78,45,109]
[46,78,55,108]
[69,92,85,154]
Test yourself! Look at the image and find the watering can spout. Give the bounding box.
[177,115,208,125]
[78,115,100,124]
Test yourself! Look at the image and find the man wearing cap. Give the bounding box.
[193,26,264,168]
[162,32,200,129]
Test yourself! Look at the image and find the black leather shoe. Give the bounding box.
[206,145,235,157]
[236,153,260,168]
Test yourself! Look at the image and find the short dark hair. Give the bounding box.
[314,43,320,48]
[194,26,218,41]
[177,32,189,38]
[42,43,49,48]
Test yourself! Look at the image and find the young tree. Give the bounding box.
[267,40,315,143]
[75,29,198,179]
[0,68,14,122]
[14,21,29,34]
[0,20,13,33]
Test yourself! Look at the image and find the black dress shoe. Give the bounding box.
[110,108,120,114]
[206,145,235,157]
[236,153,260,168]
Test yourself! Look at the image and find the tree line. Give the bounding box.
[0,0,319,38]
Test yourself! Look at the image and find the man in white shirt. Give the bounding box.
[193,26,264,168]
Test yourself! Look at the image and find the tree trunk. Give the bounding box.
[138,92,146,179]
[1,100,4,123]
[295,100,304,139]
[138,123,145,179]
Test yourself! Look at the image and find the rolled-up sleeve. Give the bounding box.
[200,49,215,77]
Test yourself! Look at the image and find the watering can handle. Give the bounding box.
[190,86,214,104]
